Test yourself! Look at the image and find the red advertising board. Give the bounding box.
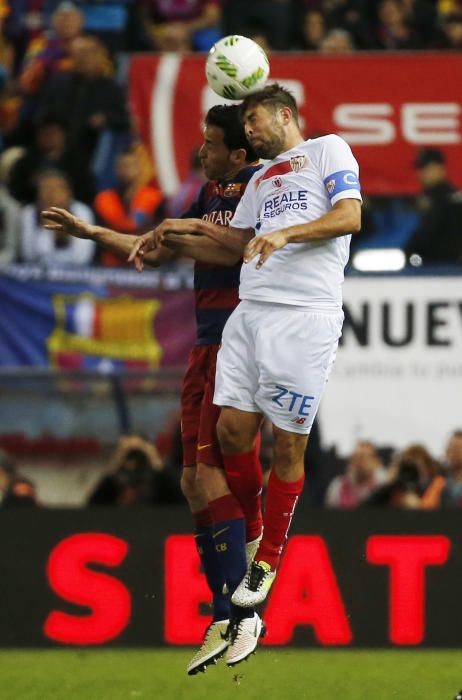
[1,508,462,648]
[129,52,462,196]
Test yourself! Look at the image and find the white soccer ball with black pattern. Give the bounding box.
[205,35,270,101]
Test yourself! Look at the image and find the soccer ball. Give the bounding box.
[205,35,270,101]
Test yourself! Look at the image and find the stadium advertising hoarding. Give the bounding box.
[129,52,462,196]
[320,275,462,457]
[1,508,462,648]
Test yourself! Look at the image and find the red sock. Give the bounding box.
[208,493,244,523]
[192,508,212,529]
[256,470,305,570]
[222,449,263,542]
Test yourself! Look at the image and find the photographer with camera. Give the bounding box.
[88,435,182,506]
[364,443,444,509]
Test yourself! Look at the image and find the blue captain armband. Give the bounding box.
[323,170,361,200]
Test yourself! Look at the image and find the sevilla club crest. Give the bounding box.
[289,155,306,173]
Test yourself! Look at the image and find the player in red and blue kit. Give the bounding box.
[42,105,263,673]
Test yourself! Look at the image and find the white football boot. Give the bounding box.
[245,531,263,566]
[186,619,230,675]
[231,561,276,607]
[222,531,263,595]
[225,613,266,667]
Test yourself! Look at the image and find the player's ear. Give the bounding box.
[279,106,292,125]
[231,148,247,166]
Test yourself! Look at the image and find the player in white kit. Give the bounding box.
[129,84,362,662]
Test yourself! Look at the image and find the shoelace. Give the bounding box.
[247,563,267,592]
[227,619,245,644]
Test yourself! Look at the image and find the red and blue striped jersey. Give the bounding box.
[182,164,260,345]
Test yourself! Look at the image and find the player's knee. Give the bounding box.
[217,415,245,453]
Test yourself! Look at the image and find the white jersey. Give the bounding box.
[230,134,362,309]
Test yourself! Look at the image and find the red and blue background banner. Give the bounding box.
[0,268,195,368]
[129,52,462,197]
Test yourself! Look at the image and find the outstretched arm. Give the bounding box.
[163,233,242,266]
[42,207,176,267]
[128,217,253,269]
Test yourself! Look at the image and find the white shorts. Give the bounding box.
[214,300,343,435]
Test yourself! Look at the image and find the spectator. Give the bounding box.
[38,34,130,159]
[245,20,272,54]
[2,475,40,507]
[8,113,95,204]
[88,434,183,506]
[135,0,221,52]
[0,448,16,504]
[366,443,443,509]
[433,10,462,48]
[441,431,462,507]
[298,9,327,50]
[19,1,84,98]
[401,0,437,45]
[320,27,355,52]
[223,0,293,50]
[405,148,462,265]
[375,0,422,49]
[317,0,373,49]
[325,440,387,508]
[1,0,59,68]
[94,144,164,266]
[166,147,205,219]
[20,168,95,266]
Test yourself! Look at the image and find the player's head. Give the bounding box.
[116,145,143,185]
[413,147,447,189]
[240,83,300,160]
[36,168,72,209]
[200,105,258,181]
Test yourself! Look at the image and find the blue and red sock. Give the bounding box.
[193,508,230,622]
[209,493,254,620]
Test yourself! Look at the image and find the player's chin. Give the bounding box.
[252,143,271,159]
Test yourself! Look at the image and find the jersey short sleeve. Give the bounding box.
[229,178,258,230]
[318,134,362,206]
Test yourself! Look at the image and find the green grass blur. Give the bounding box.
[1,649,460,700]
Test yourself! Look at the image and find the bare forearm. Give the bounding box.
[284,200,361,244]
[195,219,254,254]
[163,233,241,266]
[90,226,175,266]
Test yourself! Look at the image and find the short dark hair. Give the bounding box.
[35,112,68,131]
[205,105,258,163]
[413,148,446,169]
[240,83,299,126]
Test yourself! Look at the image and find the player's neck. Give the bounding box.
[283,129,304,154]
[219,163,247,182]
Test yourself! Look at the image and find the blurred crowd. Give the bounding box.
[0,1,461,269]
[2,427,462,510]
[324,430,462,509]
